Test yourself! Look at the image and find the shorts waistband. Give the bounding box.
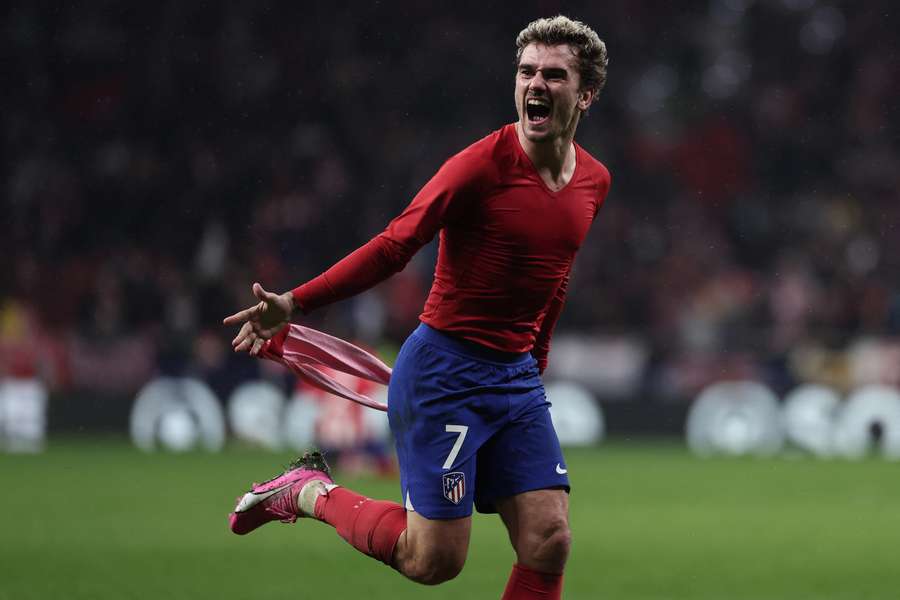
[412,323,532,366]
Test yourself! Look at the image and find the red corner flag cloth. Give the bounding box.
[259,324,391,411]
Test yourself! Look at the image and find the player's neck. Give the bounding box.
[516,121,577,191]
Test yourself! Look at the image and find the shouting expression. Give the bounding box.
[515,43,594,143]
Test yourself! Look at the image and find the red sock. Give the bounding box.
[501,563,564,600]
[314,487,407,566]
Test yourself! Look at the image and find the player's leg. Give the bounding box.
[230,323,485,585]
[474,376,571,599]
[496,489,570,599]
[496,489,570,573]
[386,323,514,583]
[228,452,470,584]
[392,511,471,585]
[306,476,471,584]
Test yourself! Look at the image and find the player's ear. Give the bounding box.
[577,88,593,112]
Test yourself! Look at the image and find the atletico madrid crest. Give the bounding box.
[442,472,466,505]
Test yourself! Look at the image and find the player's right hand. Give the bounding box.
[223,282,295,355]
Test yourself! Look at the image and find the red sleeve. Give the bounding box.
[531,266,570,374]
[291,151,484,313]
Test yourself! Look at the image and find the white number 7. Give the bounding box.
[442,424,469,470]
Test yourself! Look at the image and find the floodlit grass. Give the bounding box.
[2,438,899,599]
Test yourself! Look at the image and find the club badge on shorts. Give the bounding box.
[442,471,466,504]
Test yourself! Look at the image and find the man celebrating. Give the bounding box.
[224,15,611,599]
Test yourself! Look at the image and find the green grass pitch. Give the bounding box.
[2,439,899,599]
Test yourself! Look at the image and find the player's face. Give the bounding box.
[515,43,593,143]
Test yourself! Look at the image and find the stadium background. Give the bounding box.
[3,1,900,599]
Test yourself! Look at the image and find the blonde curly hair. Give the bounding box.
[515,15,609,100]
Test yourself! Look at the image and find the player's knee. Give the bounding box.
[404,550,466,585]
[521,518,571,572]
[543,522,572,566]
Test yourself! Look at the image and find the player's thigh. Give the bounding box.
[388,329,503,520]
[474,394,570,514]
[496,488,570,563]
[395,511,472,580]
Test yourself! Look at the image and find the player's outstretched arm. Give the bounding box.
[226,148,480,348]
[223,282,295,355]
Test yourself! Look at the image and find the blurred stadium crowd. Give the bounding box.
[3,1,899,409]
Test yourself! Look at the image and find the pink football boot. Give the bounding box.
[229,451,333,535]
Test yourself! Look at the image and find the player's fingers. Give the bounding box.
[254,282,285,306]
[232,322,254,348]
[234,332,257,353]
[252,282,271,302]
[249,338,264,356]
[222,310,247,326]
[223,305,258,325]
[258,325,282,339]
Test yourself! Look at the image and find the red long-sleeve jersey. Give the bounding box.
[292,123,611,370]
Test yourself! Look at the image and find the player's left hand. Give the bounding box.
[223,282,295,355]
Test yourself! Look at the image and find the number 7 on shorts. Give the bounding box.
[442,424,468,470]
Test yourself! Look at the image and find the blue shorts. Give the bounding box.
[387,323,570,520]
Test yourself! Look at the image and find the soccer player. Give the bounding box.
[224,15,611,599]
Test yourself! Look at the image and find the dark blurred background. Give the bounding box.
[3,0,899,434]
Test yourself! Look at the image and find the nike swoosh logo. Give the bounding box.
[556,464,568,475]
[234,483,290,513]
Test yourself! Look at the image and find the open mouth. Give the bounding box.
[526,99,551,125]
